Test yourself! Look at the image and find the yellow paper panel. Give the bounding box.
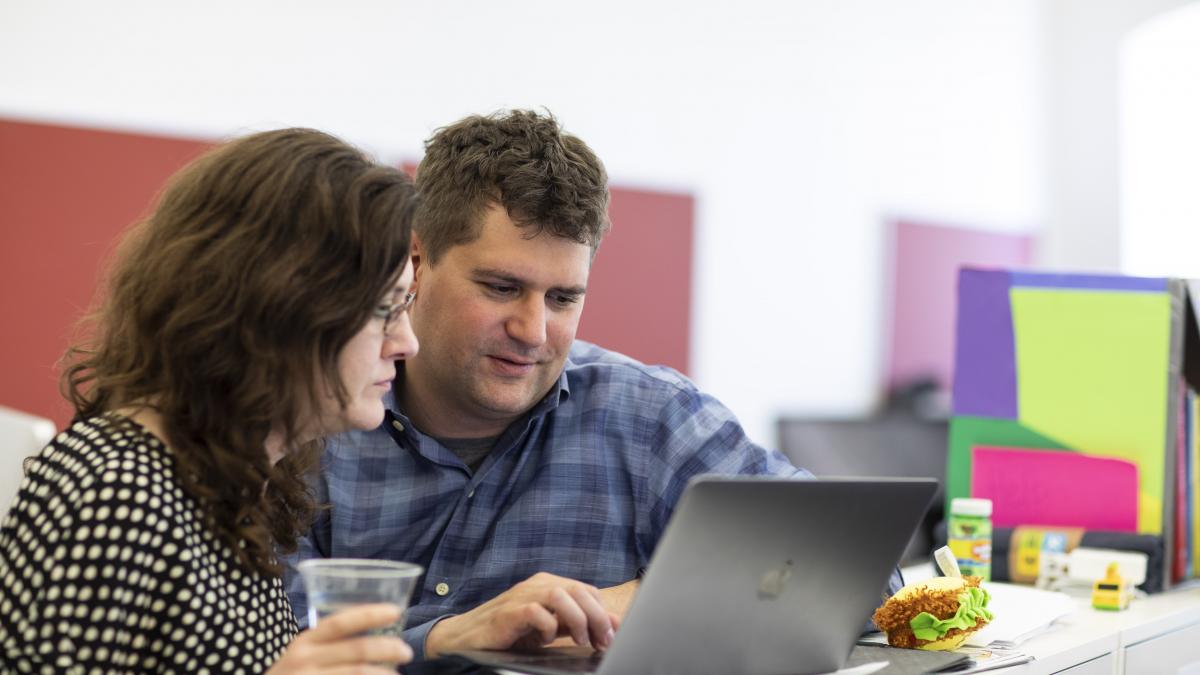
[1012,288,1171,534]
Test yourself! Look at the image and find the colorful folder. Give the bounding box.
[949,268,1200,588]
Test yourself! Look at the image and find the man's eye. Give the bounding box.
[486,283,518,296]
[551,294,580,308]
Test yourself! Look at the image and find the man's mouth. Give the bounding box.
[487,354,537,375]
[492,355,535,366]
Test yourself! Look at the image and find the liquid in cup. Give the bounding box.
[298,559,424,636]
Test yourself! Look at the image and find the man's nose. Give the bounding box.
[506,296,548,347]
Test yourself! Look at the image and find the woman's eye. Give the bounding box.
[373,304,392,319]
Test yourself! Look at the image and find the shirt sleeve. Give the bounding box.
[640,383,811,543]
[865,567,906,634]
[403,614,456,662]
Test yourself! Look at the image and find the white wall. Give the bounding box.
[0,0,1048,445]
[1039,0,1194,273]
[1120,3,1200,278]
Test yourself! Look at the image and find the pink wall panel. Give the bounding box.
[1,119,693,427]
[885,219,1034,393]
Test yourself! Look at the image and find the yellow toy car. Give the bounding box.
[1092,562,1131,611]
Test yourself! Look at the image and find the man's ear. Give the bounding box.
[411,232,424,281]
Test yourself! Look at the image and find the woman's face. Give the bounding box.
[325,259,419,434]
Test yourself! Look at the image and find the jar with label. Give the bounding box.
[947,497,993,580]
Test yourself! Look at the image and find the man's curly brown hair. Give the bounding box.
[414,109,610,263]
[61,128,417,577]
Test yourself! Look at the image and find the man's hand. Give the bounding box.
[424,572,619,658]
[544,578,641,648]
[598,579,639,619]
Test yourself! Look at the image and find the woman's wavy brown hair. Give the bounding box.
[61,128,416,577]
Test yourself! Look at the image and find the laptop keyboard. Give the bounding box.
[492,651,605,673]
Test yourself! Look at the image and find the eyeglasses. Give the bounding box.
[372,290,416,335]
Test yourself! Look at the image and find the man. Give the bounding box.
[285,110,891,660]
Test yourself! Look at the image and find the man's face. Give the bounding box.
[405,203,591,436]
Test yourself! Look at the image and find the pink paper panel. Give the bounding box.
[971,446,1138,532]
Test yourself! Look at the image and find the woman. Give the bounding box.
[0,128,417,673]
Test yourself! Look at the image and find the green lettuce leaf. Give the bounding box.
[909,586,993,642]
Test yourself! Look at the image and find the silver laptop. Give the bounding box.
[453,476,941,675]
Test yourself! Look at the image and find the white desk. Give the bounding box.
[900,565,1200,674]
[1016,585,1200,674]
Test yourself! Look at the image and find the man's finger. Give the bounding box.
[546,587,591,647]
[306,603,403,642]
[566,585,615,649]
[514,601,561,648]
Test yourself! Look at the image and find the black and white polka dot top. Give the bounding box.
[0,415,298,673]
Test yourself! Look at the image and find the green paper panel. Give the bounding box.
[1011,288,1171,534]
[946,415,1071,513]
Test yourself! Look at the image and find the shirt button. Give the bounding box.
[391,420,404,432]
[435,582,450,596]
[467,489,475,499]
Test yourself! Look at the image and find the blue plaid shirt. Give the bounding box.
[284,341,897,658]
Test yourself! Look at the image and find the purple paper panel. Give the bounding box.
[1011,271,1167,293]
[952,268,1018,418]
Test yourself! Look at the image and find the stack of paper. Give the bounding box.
[966,582,1076,648]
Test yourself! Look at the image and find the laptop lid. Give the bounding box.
[457,476,937,675]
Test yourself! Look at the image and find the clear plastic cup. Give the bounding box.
[298,558,424,636]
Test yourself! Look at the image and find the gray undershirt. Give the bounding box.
[434,434,499,473]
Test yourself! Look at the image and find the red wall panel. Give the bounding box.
[1,120,212,426]
[577,187,693,376]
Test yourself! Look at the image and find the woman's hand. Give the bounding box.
[268,603,412,674]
